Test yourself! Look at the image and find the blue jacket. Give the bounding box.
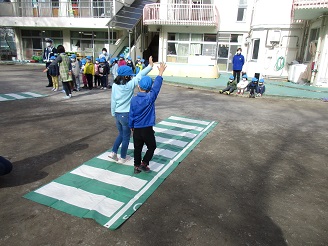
[257,84,266,94]
[111,65,152,116]
[232,54,245,71]
[129,75,163,129]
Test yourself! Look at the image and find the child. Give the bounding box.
[129,62,167,174]
[140,58,146,69]
[236,74,249,95]
[80,59,87,89]
[108,57,154,164]
[70,54,81,91]
[135,59,143,74]
[84,56,94,90]
[126,56,135,72]
[98,58,109,89]
[219,75,237,95]
[135,55,141,66]
[48,56,59,91]
[94,58,101,88]
[111,57,118,87]
[257,78,266,97]
[248,77,258,98]
[117,54,126,67]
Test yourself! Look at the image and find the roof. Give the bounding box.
[107,0,157,30]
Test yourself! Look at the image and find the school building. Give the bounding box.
[0,0,327,87]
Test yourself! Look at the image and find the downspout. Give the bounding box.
[311,15,327,85]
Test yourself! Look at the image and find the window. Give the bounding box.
[166,33,217,63]
[252,39,260,60]
[237,0,247,22]
[305,28,320,61]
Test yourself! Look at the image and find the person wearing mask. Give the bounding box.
[232,48,245,84]
[99,48,110,62]
[43,38,57,87]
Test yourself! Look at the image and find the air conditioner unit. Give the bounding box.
[266,30,281,46]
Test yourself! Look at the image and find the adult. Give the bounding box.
[43,38,57,87]
[44,45,73,99]
[108,56,154,164]
[98,47,110,62]
[232,48,245,84]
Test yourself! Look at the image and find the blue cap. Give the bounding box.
[50,56,56,60]
[259,78,264,83]
[81,59,86,65]
[70,54,76,59]
[139,76,153,91]
[229,75,234,80]
[242,74,247,79]
[141,59,145,62]
[100,58,106,63]
[137,55,141,59]
[86,56,92,60]
[252,77,258,82]
[127,56,132,60]
[96,58,100,62]
[119,54,124,58]
[117,65,135,76]
[45,38,53,43]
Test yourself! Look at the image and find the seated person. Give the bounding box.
[237,74,249,95]
[257,78,266,97]
[248,77,258,98]
[219,75,237,95]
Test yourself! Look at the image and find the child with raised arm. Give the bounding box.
[129,62,167,174]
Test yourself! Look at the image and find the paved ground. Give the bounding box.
[0,64,328,246]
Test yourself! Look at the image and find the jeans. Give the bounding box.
[112,112,131,159]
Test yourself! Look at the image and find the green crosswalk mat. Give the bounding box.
[0,92,47,101]
[24,116,217,230]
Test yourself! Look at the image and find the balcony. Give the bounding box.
[293,0,328,20]
[143,3,218,27]
[0,0,112,18]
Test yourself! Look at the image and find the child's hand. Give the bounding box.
[157,62,167,76]
[43,68,48,73]
[148,56,153,67]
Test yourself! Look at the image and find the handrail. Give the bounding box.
[0,0,113,18]
[143,3,218,26]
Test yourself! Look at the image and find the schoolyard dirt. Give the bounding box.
[0,64,327,246]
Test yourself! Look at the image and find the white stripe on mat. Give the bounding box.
[97,152,164,172]
[128,143,177,159]
[0,96,10,101]
[159,121,204,132]
[71,165,147,191]
[169,116,210,126]
[155,136,188,148]
[35,182,124,218]
[22,92,44,97]
[5,93,26,99]
[153,127,196,139]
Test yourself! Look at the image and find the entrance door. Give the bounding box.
[228,44,238,71]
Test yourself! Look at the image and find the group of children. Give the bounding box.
[47,53,147,93]
[219,73,266,98]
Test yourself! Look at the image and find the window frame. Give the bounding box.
[251,38,260,60]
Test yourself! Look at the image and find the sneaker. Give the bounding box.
[103,87,107,90]
[226,91,230,95]
[219,90,223,94]
[108,152,118,161]
[100,87,104,90]
[52,88,55,91]
[118,155,131,164]
[63,96,70,99]
[53,88,58,92]
[140,162,150,173]
[69,94,72,98]
[134,166,141,174]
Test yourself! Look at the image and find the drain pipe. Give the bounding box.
[311,14,327,85]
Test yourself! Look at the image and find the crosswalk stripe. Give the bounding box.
[5,93,27,99]
[153,127,196,138]
[0,96,11,101]
[71,165,147,191]
[168,116,210,126]
[155,136,188,148]
[35,182,124,218]
[96,152,165,172]
[159,121,204,131]
[21,92,44,97]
